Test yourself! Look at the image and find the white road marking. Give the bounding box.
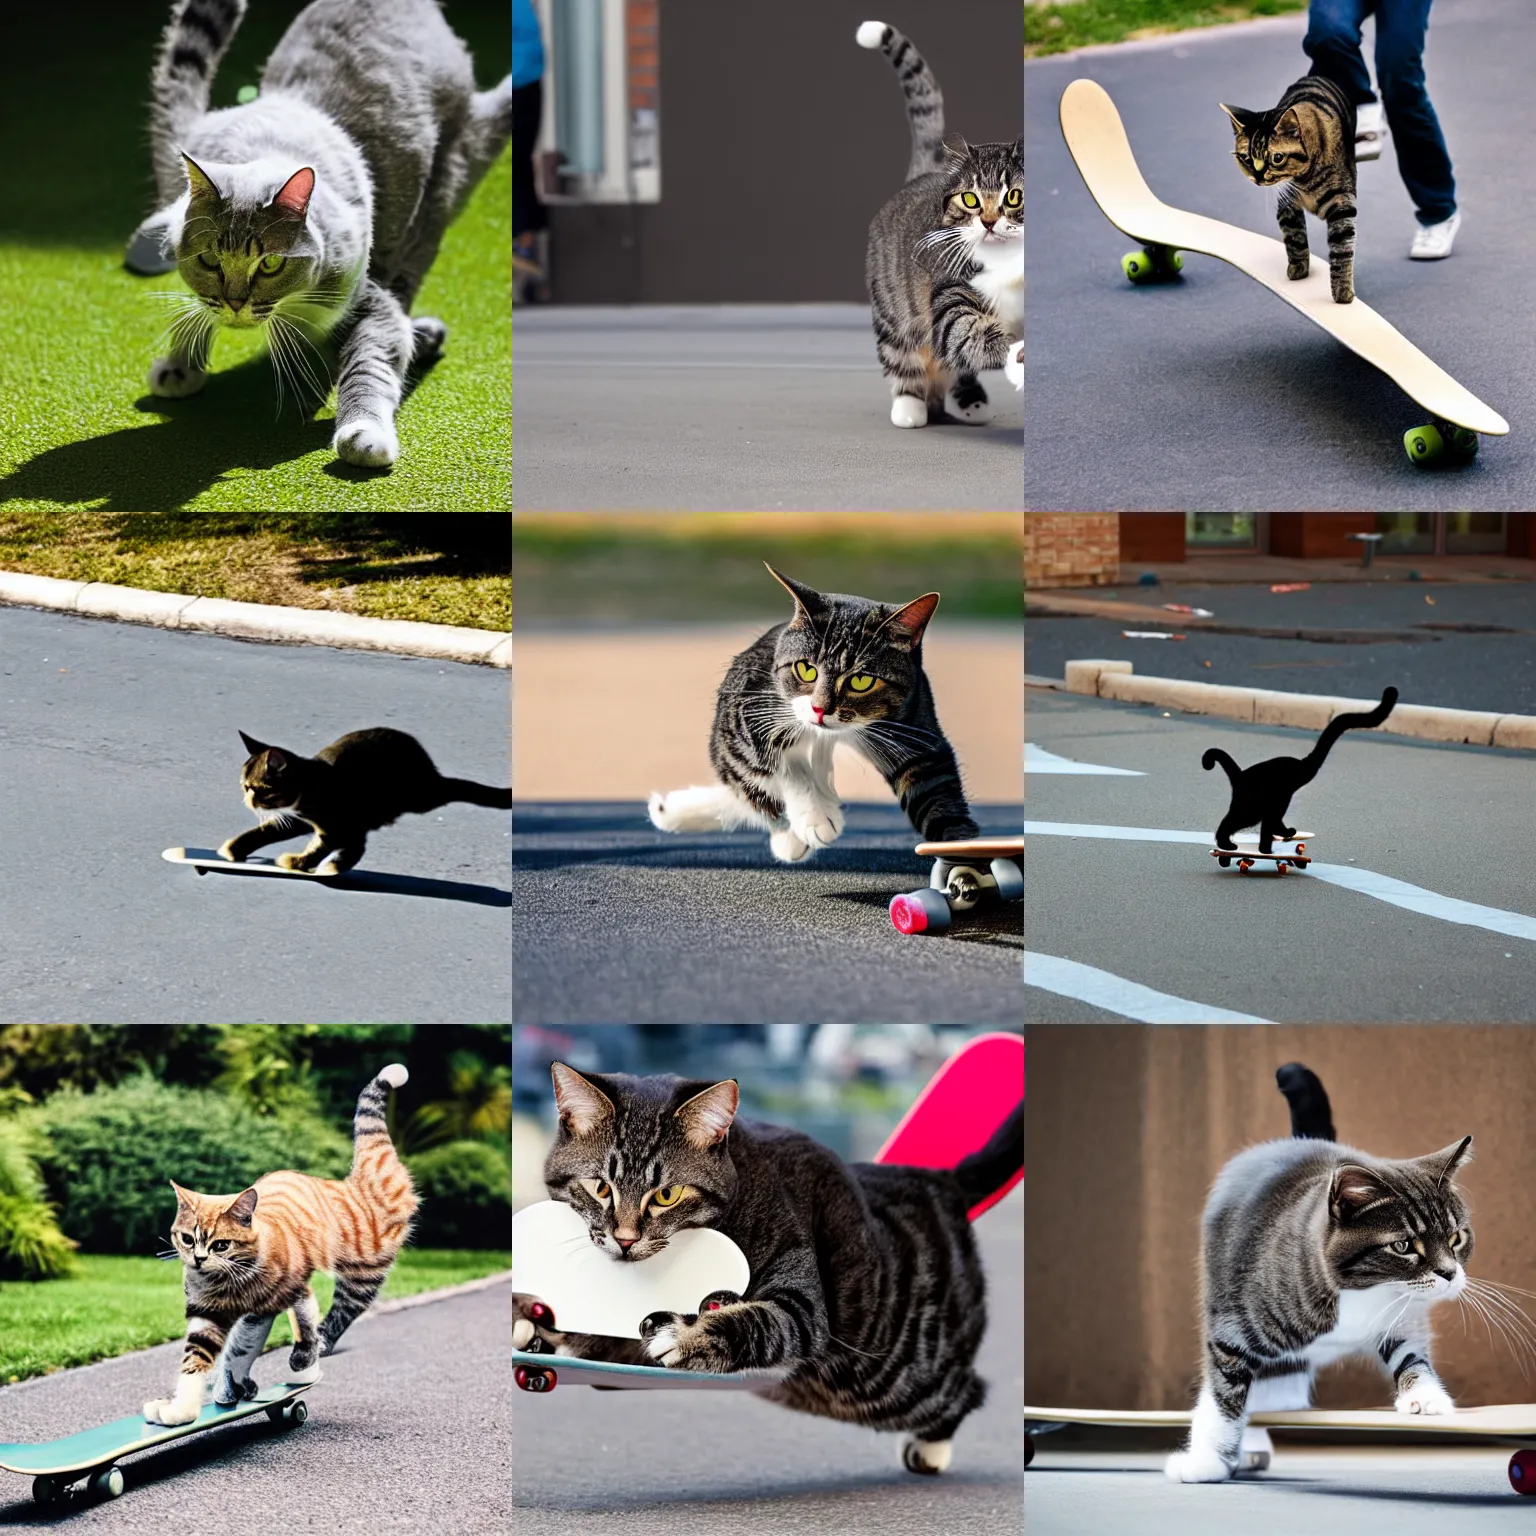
[1025,744,1144,776]
[1025,953,1277,1024]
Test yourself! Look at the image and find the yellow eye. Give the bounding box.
[847,674,876,693]
[258,253,285,275]
[961,192,980,209]
[794,660,818,683]
[1005,189,1022,208]
[592,1180,611,1200]
[650,1185,684,1208]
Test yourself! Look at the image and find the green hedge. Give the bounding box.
[0,1120,77,1280]
[407,1140,510,1249]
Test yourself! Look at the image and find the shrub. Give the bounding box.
[0,1120,77,1279]
[31,1078,350,1256]
[406,1140,510,1250]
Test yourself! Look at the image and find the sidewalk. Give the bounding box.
[1102,554,1536,587]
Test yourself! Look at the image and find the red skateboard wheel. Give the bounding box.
[515,1366,556,1393]
[1510,1449,1536,1493]
[890,894,927,934]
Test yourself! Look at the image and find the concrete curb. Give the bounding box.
[1061,660,1536,750]
[0,571,511,669]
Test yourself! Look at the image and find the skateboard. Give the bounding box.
[162,846,338,880]
[1025,1402,1536,1493]
[1059,77,1510,467]
[889,836,1023,936]
[1210,833,1315,875]
[0,1383,311,1506]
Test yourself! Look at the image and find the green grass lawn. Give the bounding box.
[0,2,510,511]
[0,1250,508,1383]
[1026,0,1306,56]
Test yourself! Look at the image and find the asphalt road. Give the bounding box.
[1023,690,1536,1022]
[513,1183,1022,1535]
[0,1284,509,1531]
[0,606,511,1024]
[1026,581,1536,712]
[511,306,1023,511]
[1026,1439,1536,1534]
[1025,0,1536,510]
[511,801,1023,1024]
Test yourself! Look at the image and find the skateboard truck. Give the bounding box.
[1404,419,1480,467]
[1122,244,1183,284]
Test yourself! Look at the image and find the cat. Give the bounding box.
[857,21,1023,427]
[1220,75,1358,303]
[1203,686,1397,853]
[145,1065,417,1426]
[512,1062,1024,1474]
[135,0,511,466]
[647,564,978,864]
[220,726,511,873]
[1166,1060,1472,1483]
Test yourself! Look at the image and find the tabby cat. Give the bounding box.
[221,726,511,873]
[135,0,510,466]
[1202,686,1396,853]
[1168,1061,1472,1483]
[1221,75,1358,303]
[857,21,1023,427]
[513,1063,1024,1473]
[146,1065,416,1426]
[647,565,978,863]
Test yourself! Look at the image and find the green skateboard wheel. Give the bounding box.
[1446,424,1479,462]
[1166,250,1184,272]
[1122,250,1154,283]
[1404,423,1444,465]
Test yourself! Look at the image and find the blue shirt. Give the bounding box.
[513,0,546,90]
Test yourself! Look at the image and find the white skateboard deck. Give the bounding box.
[162,846,338,879]
[1027,1402,1536,1439]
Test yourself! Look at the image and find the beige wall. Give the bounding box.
[1027,1026,1536,1411]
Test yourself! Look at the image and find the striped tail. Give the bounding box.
[150,0,247,201]
[856,20,946,182]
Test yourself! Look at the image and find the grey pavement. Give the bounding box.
[1026,580,1536,712]
[513,1183,1022,1535]
[1026,1440,1535,1534]
[0,607,511,1024]
[0,1283,509,1531]
[512,801,1023,1024]
[1023,690,1536,1021]
[1025,0,1536,510]
[512,306,1023,511]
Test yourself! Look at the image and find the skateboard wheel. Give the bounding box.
[1121,250,1154,283]
[1404,423,1444,465]
[1276,861,1288,874]
[1511,1449,1536,1493]
[1238,860,1253,874]
[288,1400,308,1426]
[32,1476,62,1506]
[1025,1433,1035,1468]
[890,887,951,935]
[1217,855,1231,869]
[1294,843,1305,855]
[989,857,1024,903]
[1445,424,1479,462]
[516,1365,556,1393]
[90,1466,124,1499]
[266,1404,285,1423]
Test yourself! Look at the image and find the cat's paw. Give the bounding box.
[789,802,844,851]
[639,1310,732,1372]
[902,1437,953,1475]
[213,1374,258,1407]
[1331,283,1355,305]
[216,840,245,863]
[276,852,313,872]
[333,415,399,468]
[412,316,448,360]
[1397,1382,1455,1416]
[769,828,812,863]
[1286,257,1311,282]
[890,395,927,429]
[143,1397,200,1427]
[286,1361,323,1385]
[513,1294,567,1354]
[1165,1448,1234,1483]
[1005,340,1024,391]
[952,396,993,425]
[148,357,207,398]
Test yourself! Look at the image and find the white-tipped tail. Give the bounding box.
[856,20,888,49]
[649,785,776,834]
[378,1064,409,1089]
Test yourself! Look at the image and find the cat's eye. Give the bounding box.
[1004,189,1022,208]
[591,1179,611,1200]
[650,1185,685,1208]
[179,1233,194,1245]
[197,251,220,270]
[960,192,981,210]
[210,1240,230,1252]
[1390,1239,1413,1255]
[847,674,877,693]
[257,254,285,275]
[794,661,818,683]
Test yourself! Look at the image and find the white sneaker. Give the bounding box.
[1355,100,1387,162]
[1410,211,1461,260]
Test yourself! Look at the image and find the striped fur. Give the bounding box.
[1221,75,1357,303]
[144,1065,417,1426]
[149,0,248,205]
[515,1065,1021,1473]
[859,22,1022,426]
[648,565,977,865]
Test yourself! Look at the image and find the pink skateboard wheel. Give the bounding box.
[890,894,927,934]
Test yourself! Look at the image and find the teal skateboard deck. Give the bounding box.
[0,1383,311,1505]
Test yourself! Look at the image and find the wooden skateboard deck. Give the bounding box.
[1211,836,1314,873]
[1059,77,1509,456]
[0,1383,311,1505]
[162,846,338,880]
[914,837,1024,859]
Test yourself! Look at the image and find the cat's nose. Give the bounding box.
[615,1234,638,1251]
[227,295,246,312]
[811,705,825,725]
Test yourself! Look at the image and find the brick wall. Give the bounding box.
[627,1,658,120]
[1024,514,1120,588]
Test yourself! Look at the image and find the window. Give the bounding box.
[1185,514,1256,549]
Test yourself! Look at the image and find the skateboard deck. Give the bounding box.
[913,837,1024,859]
[512,1349,769,1393]
[1059,77,1509,461]
[163,846,338,880]
[1211,835,1314,873]
[874,1031,1023,1219]
[892,837,1023,936]
[1026,1402,1536,1436]
[0,1383,311,1505]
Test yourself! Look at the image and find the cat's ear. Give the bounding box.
[224,1187,259,1227]
[182,152,222,202]
[1423,1135,1474,1189]
[764,563,826,627]
[1276,107,1304,140]
[169,1180,195,1210]
[1329,1164,1396,1222]
[551,1062,615,1138]
[1219,104,1255,136]
[675,1080,738,1150]
[271,166,315,221]
[941,133,972,164]
[885,592,941,649]
[238,730,268,758]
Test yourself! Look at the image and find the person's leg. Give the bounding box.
[1303,0,1376,103]
[513,79,547,247]
[1375,0,1456,224]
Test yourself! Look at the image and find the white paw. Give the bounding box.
[789,802,844,851]
[643,1323,680,1366]
[412,316,448,358]
[333,416,399,467]
[952,397,993,425]
[1397,1383,1455,1416]
[1165,1448,1233,1483]
[287,1363,323,1385]
[769,828,811,863]
[512,1318,536,1350]
[1005,340,1024,391]
[143,1398,199,1426]
[902,1437,952,1474]
[890,395,927,429]
[148,358,207,398]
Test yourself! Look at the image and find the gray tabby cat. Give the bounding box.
[135,0,510,466]
[857,21,1022,427]
[1169,1061,1472,1484]
[513,1063,1023,1473]
[648,564,978,863]
[1221,75,1357,303]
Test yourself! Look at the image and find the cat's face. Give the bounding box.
[766,565,937,739]
[544,1065,739,1263]
[934,136,1023,258]
[1324,1137,1474,1301]
[168,1181,261,1282]
[1221,104,1311,187]
[238,730,299,811]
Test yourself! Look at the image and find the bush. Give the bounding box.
[31,1078,350,1256]
[0,1120,77,1279]
[406,1140,510,1250]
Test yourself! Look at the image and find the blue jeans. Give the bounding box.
[1304,0,1456,224]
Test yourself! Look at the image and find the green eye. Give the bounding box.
[847,674,876,693]
[197,251,220,270]
[794,660,818,683]
[258,253,285,275]
[960,192,980,210]
[1005,189,1022,208]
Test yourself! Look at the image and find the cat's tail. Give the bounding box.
[1298,686,1398,783]
[1276,1062,1335,1141]
[1200,748,1242,784]
[150,0,248,201]
[856,21,946,182]
[954,1100,1024,1218]
[439,778,513,810]
[648,785,777,835]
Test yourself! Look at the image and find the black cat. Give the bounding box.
[220,727,510,873]
[1202,687,1397,853]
